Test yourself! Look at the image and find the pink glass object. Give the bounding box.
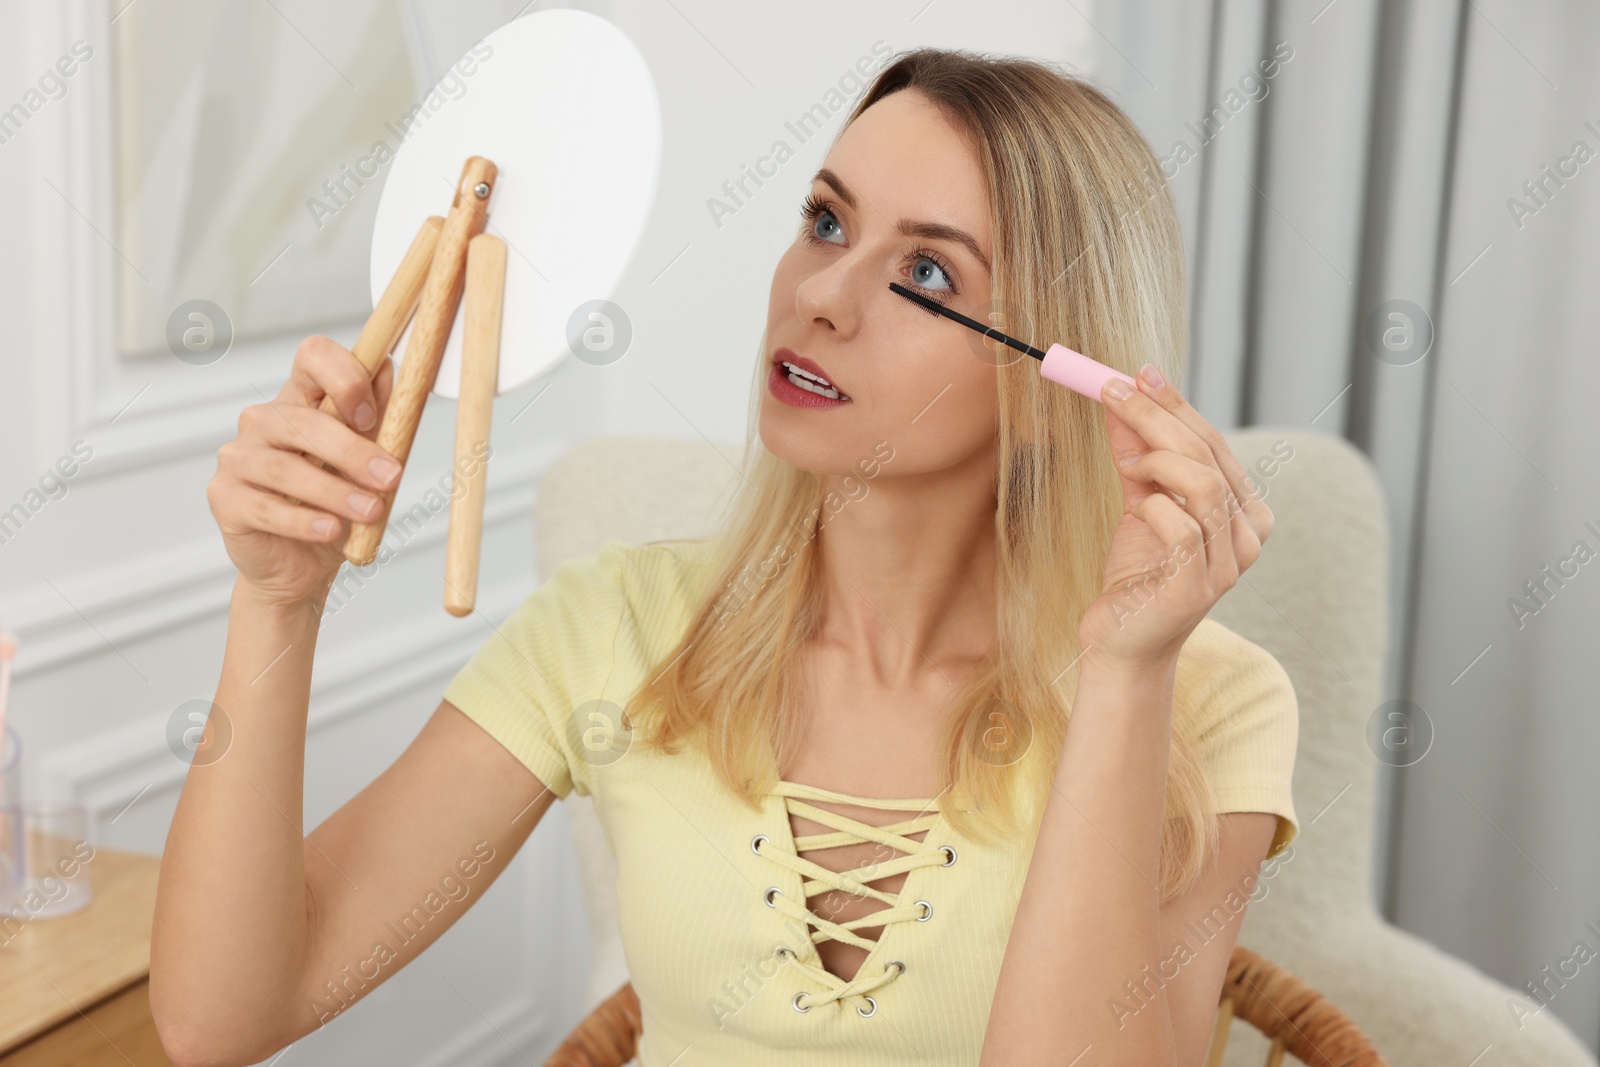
[1038,342,1136,403]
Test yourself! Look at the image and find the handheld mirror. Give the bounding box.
[369,9,661,398]
[341,9,660,609]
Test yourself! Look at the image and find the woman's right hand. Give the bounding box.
[207,335,404,607]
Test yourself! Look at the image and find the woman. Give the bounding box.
[151,47,1298,1067]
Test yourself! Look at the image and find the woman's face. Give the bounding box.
[760,89,999,480]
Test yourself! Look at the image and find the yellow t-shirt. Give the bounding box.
[441,537,1300,1065]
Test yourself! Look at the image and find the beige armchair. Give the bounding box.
[531,429,1597,1066]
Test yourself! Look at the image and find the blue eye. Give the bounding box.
[909,254,952,292]
[800,193,847,246]
[811,207,845,245]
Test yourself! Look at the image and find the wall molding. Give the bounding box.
[24,435,569,815]
[6,440,559,680]
[38,544,542,818]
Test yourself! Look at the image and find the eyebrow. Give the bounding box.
[813,167,992,276]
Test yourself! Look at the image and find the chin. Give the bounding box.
[758,408,908,488]
[758,408,856,476]
[757,407,819,470]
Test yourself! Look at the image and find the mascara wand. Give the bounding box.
[887,282,1136,403]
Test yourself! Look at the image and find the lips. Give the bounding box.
[772,348,849,400]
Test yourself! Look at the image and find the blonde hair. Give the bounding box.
[628,47,1218,902]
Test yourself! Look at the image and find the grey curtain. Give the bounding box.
[1095,0,1600,1050]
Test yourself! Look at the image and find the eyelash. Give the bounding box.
[798,193,960,312]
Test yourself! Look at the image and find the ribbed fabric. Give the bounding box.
[441,537,1300,1065]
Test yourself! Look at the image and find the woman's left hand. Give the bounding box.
[1076,363,1276,673]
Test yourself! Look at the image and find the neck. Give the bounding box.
[809,450,998,684]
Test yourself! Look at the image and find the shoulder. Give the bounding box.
[458,537,722,680]
[587,537,726,635]
[1173,618,1301,860]
[603,536,725,603]
[438,537,725,800]
[542,537,727,660]
[532,536,722,611]
[1173,618,1297,733]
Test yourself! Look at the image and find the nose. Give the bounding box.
[794,244,877,339]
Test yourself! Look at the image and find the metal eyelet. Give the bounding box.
[765,887,783,907]
[751,834,768,855]
[914,900,933,921]
[793,991,811,1013]
[939,845,957,866]
[775,946,795,960]
[856,995,878,1018]
[885,959,906,976]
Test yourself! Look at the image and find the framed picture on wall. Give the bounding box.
[111,0,425,358]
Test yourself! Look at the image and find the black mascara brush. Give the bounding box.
[887,282,1135,403]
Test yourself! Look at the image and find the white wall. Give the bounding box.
[0,2,1095,1062]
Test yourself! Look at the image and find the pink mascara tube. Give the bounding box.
[888,282,1136,402]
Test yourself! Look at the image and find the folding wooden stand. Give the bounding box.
[308,155,506,616]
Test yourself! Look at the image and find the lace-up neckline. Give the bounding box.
[752,779,955,1017]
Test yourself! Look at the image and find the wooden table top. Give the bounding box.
[0,847,162,1054]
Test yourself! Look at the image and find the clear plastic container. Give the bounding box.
[17,803,93,919]
[0,727,24,920]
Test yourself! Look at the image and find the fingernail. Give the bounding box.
[348,490,380,517]
[370,455,402,486]
[354,402,376,431]
[1103,377,1134,401]
[312,517,338,537]
[1139,364,1165,390]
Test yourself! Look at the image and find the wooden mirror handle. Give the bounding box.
[342,156,497,566]
[444,233,506,617]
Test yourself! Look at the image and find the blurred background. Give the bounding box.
[0,0,1596,1063]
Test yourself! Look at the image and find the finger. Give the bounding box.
[1121,449,1238,583]
[1101,403,1152,475]
[223,440,386,525]
[1127,364,1274,545]
[1128,493,1208,596]
[1101,373,1213,470]
[1101,405,1165,525]
[1227,494,1263,574]
[237,398,403,494]
[288,335,382,433]
[211,475,346,543]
